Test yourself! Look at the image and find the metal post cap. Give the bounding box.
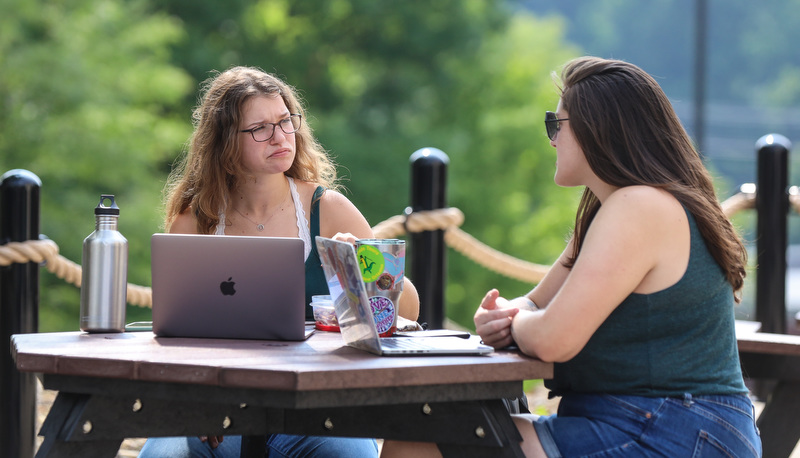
[410,147,449,164]
[0,169,42,187]
[755,134,791,152]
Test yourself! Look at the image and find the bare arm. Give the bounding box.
[396,278,420,321]
[477,187,689,361]
[318,190,374,240]
[510,187,689,362]
[473,239,573,349]
[527,239,574,309]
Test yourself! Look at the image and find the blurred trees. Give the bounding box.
[7,0,797,330]
[1,0,582,331]
[3,0,797,333]
[155,0,582,328]
[1,0,193,329]
[526,0,800,198]
[527,0,800,107]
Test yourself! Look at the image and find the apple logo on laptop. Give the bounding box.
[220,277,236,296]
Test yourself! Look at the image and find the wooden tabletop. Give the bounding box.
[12,331,552,392]
[737,330,800,356]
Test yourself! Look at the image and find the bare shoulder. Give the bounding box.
[291,179,320,201]
[292,180,352,210]
[169,209,199,234]
[318,188,356,208]
[318,188,367,220]
[313,187,373,238]
[603,186,684,222]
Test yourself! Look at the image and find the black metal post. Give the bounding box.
[755,134,791,334]
[1,169,41,458]
[693,0,707,157]
[408,148,448,330]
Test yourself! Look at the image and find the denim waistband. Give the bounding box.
[668,393,755,418]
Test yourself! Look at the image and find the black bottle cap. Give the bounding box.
[94,194,120,216]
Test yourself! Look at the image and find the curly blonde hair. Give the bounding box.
[164,66,337,233]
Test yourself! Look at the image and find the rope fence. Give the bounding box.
[0,190,793,309]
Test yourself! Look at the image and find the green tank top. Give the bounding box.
[303,186,328,320]
[546,209,748,397]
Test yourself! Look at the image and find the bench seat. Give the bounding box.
[736,320,800,457]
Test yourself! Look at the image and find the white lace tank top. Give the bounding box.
[215,176,312,260]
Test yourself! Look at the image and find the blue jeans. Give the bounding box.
[138,434,379,457]
[532,393,761,457]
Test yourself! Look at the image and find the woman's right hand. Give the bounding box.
[200,435,224,449]
[474,289,519,349]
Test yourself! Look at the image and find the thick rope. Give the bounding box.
[0,192,778,308]
[445,228,550,283]
[718,190,800,216]
[0,239,152,308]
[721,191,756,216]
[374,208,550,283]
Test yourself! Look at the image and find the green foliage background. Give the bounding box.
[2,0,789,331]
[1,0,194,329]
[0,0,580,332]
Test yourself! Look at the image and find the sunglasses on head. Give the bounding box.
[545,111,569,140]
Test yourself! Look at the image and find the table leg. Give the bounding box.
[37,389,271,457]
[757,381,800,458]
[36,392,122,458]
[240,435,267,458]
[436,399,524,458]
[282,398,524,457]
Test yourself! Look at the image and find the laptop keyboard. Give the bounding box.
[381,337,434,350]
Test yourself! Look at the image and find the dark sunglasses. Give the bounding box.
[545,111,569,140]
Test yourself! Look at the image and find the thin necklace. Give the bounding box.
[233,206,268,231]
[232,188,290,232]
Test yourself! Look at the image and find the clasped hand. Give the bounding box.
[474,289,520,349]
[200,435,223,449]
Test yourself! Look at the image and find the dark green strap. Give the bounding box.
[310,186,324,241]
[303,186,327,319]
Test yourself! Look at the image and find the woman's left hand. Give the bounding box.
[331,232,358,244]
[474,289,519,349]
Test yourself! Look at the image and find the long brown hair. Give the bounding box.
[558,57,746,300]
[163,66,337,233]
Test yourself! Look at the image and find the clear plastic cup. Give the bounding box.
[311,295,339,332]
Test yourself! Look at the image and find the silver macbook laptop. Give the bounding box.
[151,233,313,340]
[315,236,493,356]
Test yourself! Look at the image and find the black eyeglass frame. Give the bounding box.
[544,111,569,140]
[240,114,303,142]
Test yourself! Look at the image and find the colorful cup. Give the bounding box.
[355,239,405,337]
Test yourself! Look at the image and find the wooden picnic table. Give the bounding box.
[12,330,552,457]
[737,321,800,458]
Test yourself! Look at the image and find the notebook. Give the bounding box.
[150,233,313,340]
[315,236,493,356]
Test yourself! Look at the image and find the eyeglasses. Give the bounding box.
[240,114,302,142]
[545,111,569,140]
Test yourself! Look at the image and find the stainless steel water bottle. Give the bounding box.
[80,194,128,332]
